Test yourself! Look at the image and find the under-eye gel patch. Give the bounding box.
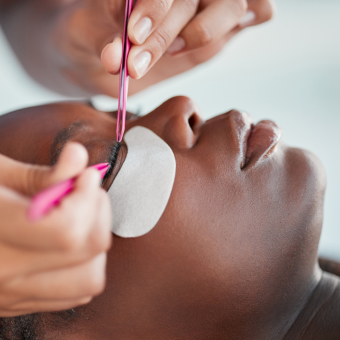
[108,126,176,238]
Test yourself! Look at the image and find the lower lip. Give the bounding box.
[244,120,282,168]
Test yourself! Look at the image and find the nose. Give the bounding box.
[141,96,204,149]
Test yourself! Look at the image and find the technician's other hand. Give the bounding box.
[0,143,112,317]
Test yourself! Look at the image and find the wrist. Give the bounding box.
[1,0,89,97]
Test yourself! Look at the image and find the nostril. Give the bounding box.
[163,97,204,149]
[188,113,203,134]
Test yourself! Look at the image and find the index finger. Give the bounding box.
[177,0,247,53]
[1,169,102,252]
[128,0,175,45]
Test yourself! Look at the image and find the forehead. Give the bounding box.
[0,103,113,165]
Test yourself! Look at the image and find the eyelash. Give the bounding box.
[102,142,122,184]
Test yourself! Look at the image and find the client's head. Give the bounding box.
[0,97,326,339]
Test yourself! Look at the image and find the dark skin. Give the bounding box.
[0,96,339,339]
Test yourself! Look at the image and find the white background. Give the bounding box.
[0,0,339,258]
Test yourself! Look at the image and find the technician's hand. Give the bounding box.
[64,0,275,96]
[120,0,275,78]
[0,143,112,317]
[0,0,275,98]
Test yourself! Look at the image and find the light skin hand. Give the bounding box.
[107,0,276,79]
[0,143,112,317]
[0,0,275,97]
[125,0,249,78]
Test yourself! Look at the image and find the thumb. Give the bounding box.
[101,35,123,75]
[0,143,88,197]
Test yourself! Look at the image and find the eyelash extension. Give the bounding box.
[102,142,122,184]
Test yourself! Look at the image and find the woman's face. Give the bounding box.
[0,97,326,336]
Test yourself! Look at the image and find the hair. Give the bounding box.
[0,309,81,340]
[49,121,86,165]
[0,314,38,340]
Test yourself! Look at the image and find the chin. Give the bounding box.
[285,145,327,238]
[297,146,326,194]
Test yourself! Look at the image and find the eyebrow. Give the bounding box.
[50,121,87,165]
[49,121,122,183]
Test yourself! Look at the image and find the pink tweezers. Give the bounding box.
[28,2,133,221]
[116,0,133,142]
[28,163,109,222]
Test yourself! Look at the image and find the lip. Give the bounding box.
[220,110,282,169]
[243,119,282,169]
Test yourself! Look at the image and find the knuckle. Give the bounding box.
[152,29,171,54]
[158,0,172,16]
[262,11,273,23]
[233,0,248,17]
[182,0,198,13]
[261,1,275,22]
[90,228,112,254]
[56,221,86,251]
[193,21,212,47]
[54,199,95,251]
[84,254,106,296]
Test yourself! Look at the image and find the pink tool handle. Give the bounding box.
[116,0,133,142]
[27,163,109,222]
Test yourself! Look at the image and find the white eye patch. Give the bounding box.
[108,126,176,238]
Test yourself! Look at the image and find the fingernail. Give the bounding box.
[133,51,152,77]
[239,10,256,27]
[166,37,186,55]
[134,17,152,44]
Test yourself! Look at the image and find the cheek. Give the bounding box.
[155,156,241,271]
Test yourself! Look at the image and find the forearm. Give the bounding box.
[0,0,89,96]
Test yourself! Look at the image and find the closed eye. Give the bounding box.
[102,142,122,185]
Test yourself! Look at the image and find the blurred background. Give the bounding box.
[0,0,339,258]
